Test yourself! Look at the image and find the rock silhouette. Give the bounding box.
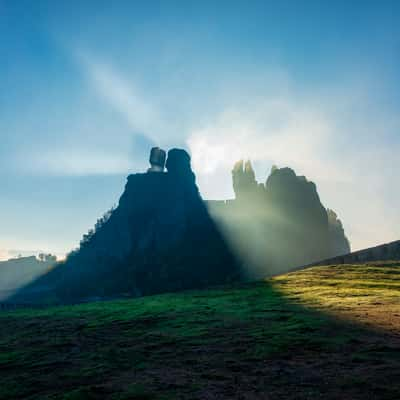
[208,161,350,278]
[8,149,350,303]
[54,148,241,302]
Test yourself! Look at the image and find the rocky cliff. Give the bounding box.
[9,150,351,303]
[208,161,350,277]
[53,149,241,302]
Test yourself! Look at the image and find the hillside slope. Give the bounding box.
[0,256,56,302]
[1,262,399,399]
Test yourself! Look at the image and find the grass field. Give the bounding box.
[1,262,399,399]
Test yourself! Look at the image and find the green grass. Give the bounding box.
[1,262,399,399]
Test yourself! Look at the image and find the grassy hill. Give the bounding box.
[1,262,399,399]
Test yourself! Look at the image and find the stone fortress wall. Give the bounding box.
[296,239,400,270]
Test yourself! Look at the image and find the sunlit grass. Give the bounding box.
[272,262,400,332]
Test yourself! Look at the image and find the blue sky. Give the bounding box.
[0,0,399,259]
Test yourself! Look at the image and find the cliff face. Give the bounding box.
[67,157,350,297]
[55,149,240,301]
[208,162,350,277]
[327,209,351,257]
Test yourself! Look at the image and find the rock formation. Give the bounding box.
[147,147,166,173]
[208,161,351,277]
[9,150,351,303]
[51,148,241,302]
[327,209,351,257]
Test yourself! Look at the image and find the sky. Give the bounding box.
[0,0,399,260]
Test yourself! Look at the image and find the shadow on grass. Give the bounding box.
[1,265,399,400]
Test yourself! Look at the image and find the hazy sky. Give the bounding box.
[1,0,399,260]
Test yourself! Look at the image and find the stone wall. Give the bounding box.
[294,240,400,270]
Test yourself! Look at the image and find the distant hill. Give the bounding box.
[0,255,56,301]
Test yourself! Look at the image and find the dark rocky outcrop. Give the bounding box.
[8,150,351,304]
[49,148,241,302]
[327,209,351,257]
[208,161,351,278]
